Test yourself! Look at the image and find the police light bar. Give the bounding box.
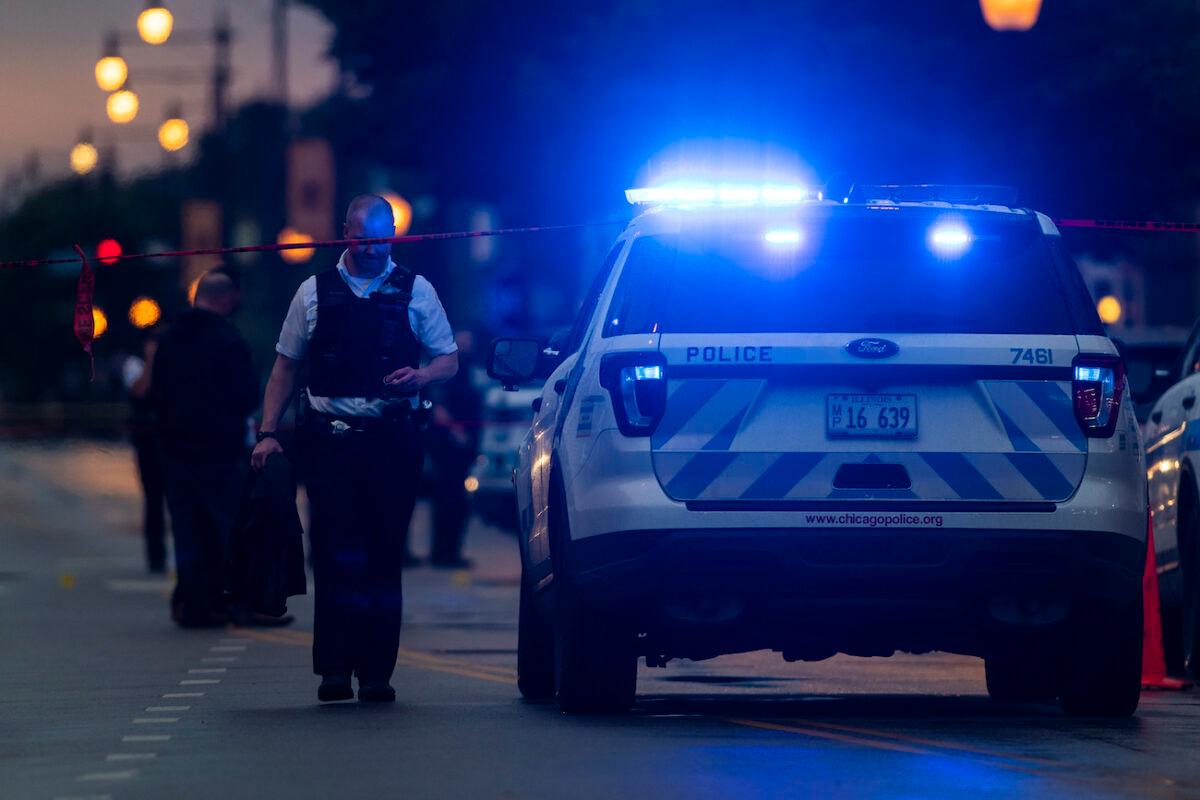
[625,183,818,207]
[849,184,1019,206]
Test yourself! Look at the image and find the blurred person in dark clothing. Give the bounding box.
[251,194,458,702]
[425,330,482,568]
[152,269,259,627]
[125,333,167,573]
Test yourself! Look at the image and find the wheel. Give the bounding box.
[984,649,1057,703]
[553,573,638,714]
[1056,594,1143,717]
[517,572,555,701]
[1178,478,1200,681]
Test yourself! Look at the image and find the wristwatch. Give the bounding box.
[255,431,279,443]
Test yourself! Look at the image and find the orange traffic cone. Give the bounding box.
[1142,514,1191,690]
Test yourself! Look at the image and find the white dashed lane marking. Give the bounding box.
[54,795,113,800]
[146,705,190,712]
[202,656,237,663]
[187,667,226,674]
[123,735,170,742]
[210,645,246,652]
[180,679,220,685]
[106,753,157,762]
[77,770,138,781]
[162,692,204,698]
[132,717,180,724]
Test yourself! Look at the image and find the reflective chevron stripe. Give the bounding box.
[649,378,1086,503]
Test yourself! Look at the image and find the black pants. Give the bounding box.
[132,432,167,571]
[163,455,246,623]
[303,418,422,682]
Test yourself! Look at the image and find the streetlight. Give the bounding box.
[70,139,99,176]
[380,191,413,236]
[92,307,109,339]
[95,35,128,92]
[106,88,140,124]
[277,227,315,263]
[137,2,174,45]
[129,297,162,328]
[157,111,189,152]
[1097,295,1122,325]
[979,0,1043,31]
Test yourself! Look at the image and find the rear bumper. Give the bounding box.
[564,528,1144,660]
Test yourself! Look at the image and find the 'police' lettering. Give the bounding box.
[684,346,773,363]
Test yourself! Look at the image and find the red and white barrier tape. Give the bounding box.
[0,214,1195,377]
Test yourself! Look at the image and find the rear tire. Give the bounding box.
[1056,596,1143,717]
[984,649,1057,703]
[553,574,638,714]
[517,573,555,701]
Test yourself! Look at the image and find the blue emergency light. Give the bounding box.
[625,182,817,207]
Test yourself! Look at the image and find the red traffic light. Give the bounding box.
[97,238,122,265]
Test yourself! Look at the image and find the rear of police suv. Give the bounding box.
[560,196,1147,715]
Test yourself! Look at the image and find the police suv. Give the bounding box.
[489,183,1147,716]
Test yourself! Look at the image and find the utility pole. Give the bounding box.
[212,8,232,129]
[272,0,289,108]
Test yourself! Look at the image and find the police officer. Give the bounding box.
[251,195,458,703]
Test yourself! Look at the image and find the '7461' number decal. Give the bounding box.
[1010,347,1053,365]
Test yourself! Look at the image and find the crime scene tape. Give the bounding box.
[0,220,625,270]
[0,214,1195,374]
[1055,219,1200,233]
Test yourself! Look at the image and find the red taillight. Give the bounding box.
[1072,353,1125,438]
[599,352,667,436]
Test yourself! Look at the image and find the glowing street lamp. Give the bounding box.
[92,307,109,339]
[129,297,162,328]
[380,192,413,236]
[158,116,189,152]
[979,0,1043,31]
[277,228,315,264]
[1097,295,1122,325]
[70,141,99,175]
[137,3,174,45]
[107,89,140,124]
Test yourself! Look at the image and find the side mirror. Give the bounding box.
[487,337,542,389]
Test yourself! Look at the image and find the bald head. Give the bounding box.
[346,194,394,228]
[343,194,396,277]
[194,270,240,316]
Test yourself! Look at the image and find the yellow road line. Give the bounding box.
[232,627,515,686]
[728,718,932,756]
[783,717,1060,766]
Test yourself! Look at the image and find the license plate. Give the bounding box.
[826,394,917,439]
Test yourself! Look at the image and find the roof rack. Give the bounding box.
[848,184,1019,206]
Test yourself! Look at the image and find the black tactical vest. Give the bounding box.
[307,266,421,399]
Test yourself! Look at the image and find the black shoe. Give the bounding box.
[318,675,354,702]
[358,681,395,703]
[429,556,472,570]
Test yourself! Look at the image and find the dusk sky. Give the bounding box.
[0,0,336,178]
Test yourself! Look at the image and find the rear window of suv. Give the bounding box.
[604,212,1094,336]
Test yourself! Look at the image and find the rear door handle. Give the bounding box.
[1184,396,1196,410]
[553,379,567,395]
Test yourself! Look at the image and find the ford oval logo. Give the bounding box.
[846,338,899,359]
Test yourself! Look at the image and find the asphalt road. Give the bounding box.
[3,440,1200,800]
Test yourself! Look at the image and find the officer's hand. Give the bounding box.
[382,366,426,393]
[251,437,283,471]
